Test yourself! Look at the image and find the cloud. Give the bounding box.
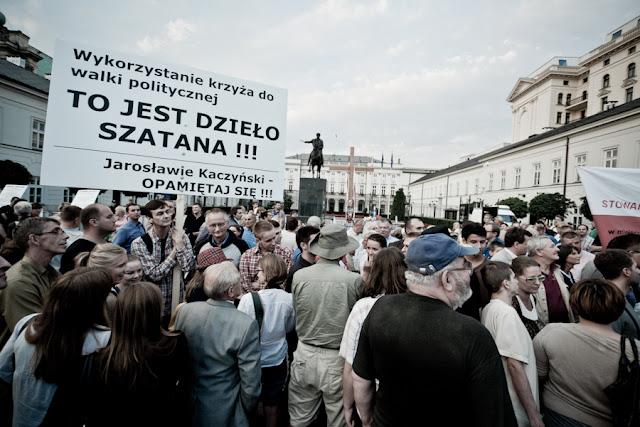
[136,18,196,53]
[386,40,409,56]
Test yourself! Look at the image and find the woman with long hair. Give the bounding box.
[0,267,112,426]
[76,243,128,318]
[86,282,188,426]
[340,248,407,426]
[238,254,295,427]
[361,233,387,281]
[557,244,580,288]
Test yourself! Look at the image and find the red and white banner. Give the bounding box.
[577,167,640,248]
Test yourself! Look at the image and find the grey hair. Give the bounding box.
[527,236,552,256]
[404,258,464,289]
[206,209,229,223]
[13,217,60,252]
[14,201,32,216]
[203,261,241,300]
[362,221,378,234]
[379,218,392,226]
[354,219,365,226]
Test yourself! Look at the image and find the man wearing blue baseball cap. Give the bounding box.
[351,233,517,427]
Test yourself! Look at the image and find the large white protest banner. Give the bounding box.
[0,185,28,207]
[577,167,640,248]
[41,40,287,200]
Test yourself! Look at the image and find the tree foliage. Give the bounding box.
[391,188,407,220]
[580,196,593,221]
[0,160,32,188]
[283,192,293,211]
[497,197,528,219]
[529,193,575,221]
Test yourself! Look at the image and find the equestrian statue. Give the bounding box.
[302,133,324,178]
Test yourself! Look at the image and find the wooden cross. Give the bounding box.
[329,147,373,217]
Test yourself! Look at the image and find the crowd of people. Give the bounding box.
[0,195,638,426]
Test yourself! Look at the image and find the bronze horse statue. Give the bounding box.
[303,133,324,179]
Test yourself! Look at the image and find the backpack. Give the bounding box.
[604,335,640,426]
[140,233,167,262]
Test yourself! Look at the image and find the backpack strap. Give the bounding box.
[141,233,154,256]
[251,292,264,338]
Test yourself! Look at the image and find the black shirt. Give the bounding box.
[353,292,517,427]
[285,256,314,293]
[60,238,97,274]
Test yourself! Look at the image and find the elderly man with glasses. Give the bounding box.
[0,217,68,349]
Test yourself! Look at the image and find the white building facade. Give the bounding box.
[285,153,434,217]
[410,16,640,225]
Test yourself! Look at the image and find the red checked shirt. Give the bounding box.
[239,244,293,293]
[131,228,195,316]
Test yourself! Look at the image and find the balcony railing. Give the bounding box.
[566,94,587,106]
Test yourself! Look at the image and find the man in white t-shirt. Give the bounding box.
[481,261,542,427]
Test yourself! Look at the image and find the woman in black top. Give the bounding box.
[86,282,189,426]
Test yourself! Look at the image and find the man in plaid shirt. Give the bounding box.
[239,220,293,293]
[132,200,195,326]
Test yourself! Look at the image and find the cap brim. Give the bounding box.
[457,244,479,256]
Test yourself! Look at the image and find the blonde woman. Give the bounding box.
[75,243,128,319]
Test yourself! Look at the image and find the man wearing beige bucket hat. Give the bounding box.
[288,224,364,427]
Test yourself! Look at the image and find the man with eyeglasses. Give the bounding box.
[194,208,249,268]
[0,218,68,349]
[457,222,490,320]
[352,233,517,427]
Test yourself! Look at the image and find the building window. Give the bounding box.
[603,74,610,88]
[465,181,469,195]
[602,96,608,111]
[381,186,386,196]
[32,119,45,150]
[629,63,636,78]
[575,154,586,182]
[488,173,493,191]
[581,110,586,118]
[604,58,611,66]
[456,182,460,196]
[372,185,377,195]
[533,164,541,186]
[559,59,567,66]
[380,204,386,215]
[391,185,396,195]
[556,112,562,124]
[566,93,572,104]
[500,171,506,190]
[583,77,588,83]
[557,93,563,104]
[474,178,479,194]
[29,177,42,203]
[359,184,365,194]
[288,181,293,191]
[514,168,521,188]
[63,188,72,203]
[373,173,377,177]
[565,112,571,123]
[582,90,588,100]
[357,200,364,212]
[563,80,569,85]
[627,87,634,103]
[630,46,637,55]
[340,183,345,193]
[552,159,561,184]
[604,148,618,168]
[612,30,622,40]
[330,183,335,193]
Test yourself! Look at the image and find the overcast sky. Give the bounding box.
[5,0,639,169]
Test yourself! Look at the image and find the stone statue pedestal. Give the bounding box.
[298,178,326,222]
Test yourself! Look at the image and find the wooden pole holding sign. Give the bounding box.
[171,195,186,313]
